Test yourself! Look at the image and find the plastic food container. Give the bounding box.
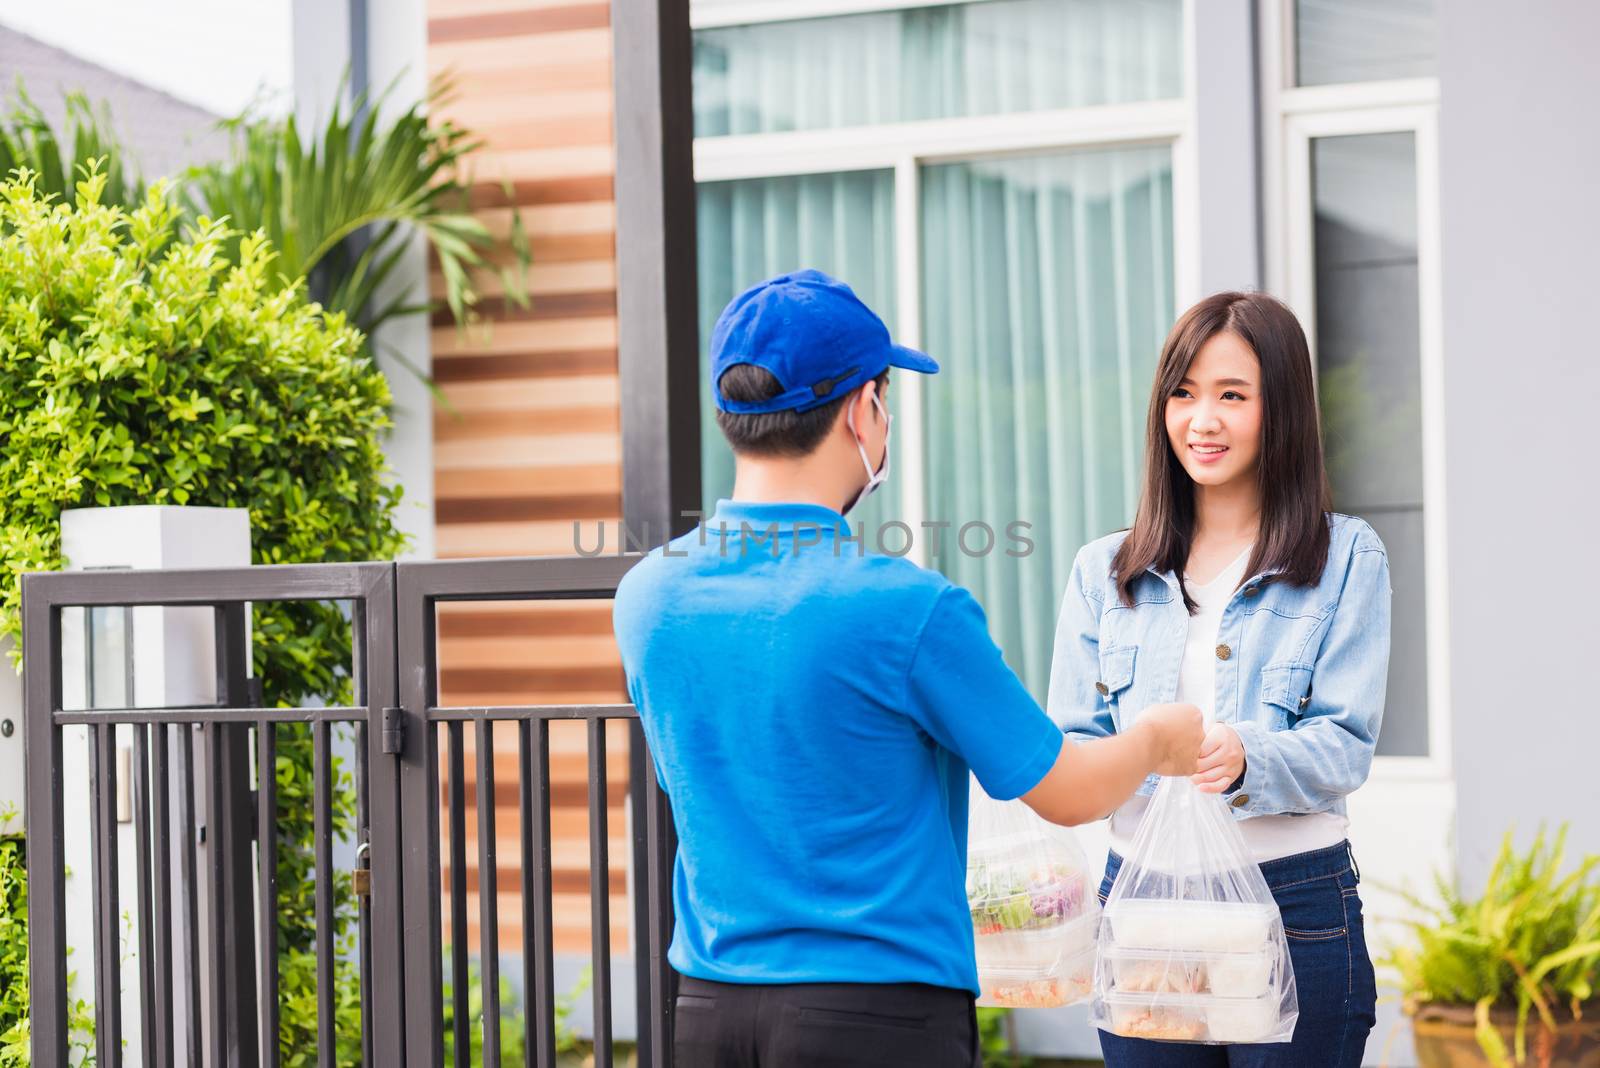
[968,856,1088,935]
[975,912,1095,973]
[1102,996,1207,1041]
[1103,953,1206,995]
[1206,949,1275,998]
[1101,945,1276,999]
[1102,899,1276,953]
[1204,994,1281,1042]
[979,947,1095,1009]
[1101,991,1281,1043]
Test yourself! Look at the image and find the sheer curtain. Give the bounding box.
[920,147,1174,699]
[695,171,901,536]
[691,1,1184,698]
[693,0,1182,137]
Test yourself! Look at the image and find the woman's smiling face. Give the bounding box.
[1165,331,1264,489]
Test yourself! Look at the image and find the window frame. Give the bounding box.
[691,0,1200,564]
[1263,0,1451,780]
[691,0,1007,30]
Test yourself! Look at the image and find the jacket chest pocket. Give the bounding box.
[1096,644,1138,727]
[1260,661,1314,729]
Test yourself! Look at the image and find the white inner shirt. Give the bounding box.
[1108,546,1348,864]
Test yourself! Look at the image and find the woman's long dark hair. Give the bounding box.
[1112,291,1331,609]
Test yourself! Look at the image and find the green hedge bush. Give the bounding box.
[0,165,406,1063]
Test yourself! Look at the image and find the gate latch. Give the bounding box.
[381,706,404,755]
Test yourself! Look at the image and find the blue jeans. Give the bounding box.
[1096,841,1378,1067]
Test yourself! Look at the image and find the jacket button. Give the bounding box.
[1243,586,1259,598]
[1298,695,1311,709]
[1230,794,1250,808]
[1095,681,1109,696]
[1215,643,1232,661]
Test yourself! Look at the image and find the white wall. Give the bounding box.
[1191,0,1262,295]
[1437,0,1600,889]
[292,0,436,561]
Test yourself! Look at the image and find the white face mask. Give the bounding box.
[844,391,892,515]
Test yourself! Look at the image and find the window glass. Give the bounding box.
[1311,131,1429,756]
[695,0,1183,137]
[1295,0,1436,86]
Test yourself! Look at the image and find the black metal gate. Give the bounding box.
[22,553,671,1067]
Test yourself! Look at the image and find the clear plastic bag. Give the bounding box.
[1090,776,1298,1044]
[966,778,1098,1008]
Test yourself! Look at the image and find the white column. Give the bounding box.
[54,506,251,1067]
[291,0,436,560]
[1190,0,1263,294]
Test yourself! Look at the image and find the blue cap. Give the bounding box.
[709,269,939,414]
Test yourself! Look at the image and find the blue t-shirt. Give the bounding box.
[611,499,1064,994]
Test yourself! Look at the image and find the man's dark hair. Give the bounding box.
[714,364,890,457]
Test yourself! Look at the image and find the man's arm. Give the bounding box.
[1020,704,1204,826]
[901,587,1201,812]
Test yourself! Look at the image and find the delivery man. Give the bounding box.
[613,270,1202,1067]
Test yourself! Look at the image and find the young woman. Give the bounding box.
[1048,291,1387,1066]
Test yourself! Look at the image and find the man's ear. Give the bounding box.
[837,381,868,443]
[857,378,884,422]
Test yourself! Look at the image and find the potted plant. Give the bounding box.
[1384,826,1600,1067]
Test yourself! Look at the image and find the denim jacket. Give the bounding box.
[1046,513,1391,819]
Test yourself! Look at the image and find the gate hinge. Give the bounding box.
[381,706,405,755]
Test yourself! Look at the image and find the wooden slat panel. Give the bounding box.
[429,3,610,43]
[436,525,623,559]
[437,635,621,670]
[434,408,619,447]
[431,263,617,303]
[435,88,612,128]
[432,316,618,358]
[482,202,617,238]
[441,374,619,411]
[430,290,615,329]
[433,464,621,498]
[430,26,612,73]
[431,348,617,385]
[432,0,595,17]
[437,599,616,636]
[429,0,635,963]
[468,175,615,210]
[436,433,621,471]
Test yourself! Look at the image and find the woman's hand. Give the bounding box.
[1191,722,1246,793]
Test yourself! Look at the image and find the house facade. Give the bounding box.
[294,0,1600,1061]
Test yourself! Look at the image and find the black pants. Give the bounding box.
[673,974,981,1067]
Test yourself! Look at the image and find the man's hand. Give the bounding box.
[1135,703,1205,777]
[1021,703,1204,827]
[1192,722,1246,793]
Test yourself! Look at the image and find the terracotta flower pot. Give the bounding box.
[1410,1002,1600,1068]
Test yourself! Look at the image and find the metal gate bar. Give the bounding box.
[27,554,666,1067]
[23,563,403,1068]
[396,554,668,1068]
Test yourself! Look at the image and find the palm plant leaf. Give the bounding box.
[3,74,530,390]
[0,87,141,209]
[187,77,528,347]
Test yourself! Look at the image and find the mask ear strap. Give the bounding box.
[847,388,880,447]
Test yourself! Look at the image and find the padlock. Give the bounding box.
[352,840,372,897]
